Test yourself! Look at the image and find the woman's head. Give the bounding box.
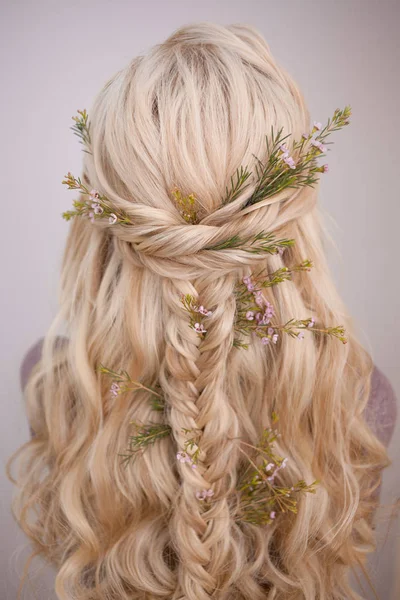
[8,22,389,600]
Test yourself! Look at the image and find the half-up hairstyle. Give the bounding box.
[7,22,390,600]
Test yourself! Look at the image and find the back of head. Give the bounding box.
[9,22,390,600]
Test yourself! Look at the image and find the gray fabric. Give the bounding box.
[20,337,398,448]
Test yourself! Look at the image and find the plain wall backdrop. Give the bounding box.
[1,1,399,598]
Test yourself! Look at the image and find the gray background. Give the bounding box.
[1,1,399,598]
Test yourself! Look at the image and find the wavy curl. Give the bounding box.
[7,22,390,600]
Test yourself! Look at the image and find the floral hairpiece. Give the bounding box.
[98,366,318,525]
[62,106,351,254]
[66,105,351,527]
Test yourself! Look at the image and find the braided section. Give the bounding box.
[158,272,242,599]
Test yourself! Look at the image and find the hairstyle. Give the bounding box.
[7,22,390,600]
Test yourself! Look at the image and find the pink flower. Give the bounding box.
[308,317,315,328]
[311,140,326,153]
[313,121,322,131]
[177,451,191,464]
[323,164,329,173]
[267,327,274,335]
[93,203,104,215]
[283,155,296,169]
[198,305,212,316]
[261,337,270,345]
[196,489,214,500]
[279,143,288,153]
[302,132,309,139]
[270,511,276,519]
[246,311,254,321]
[246,282,255,291]
[109,213,118,225]
[265,462,275,472]
[272,334,279,344]
[89,189,100,199]
[88,211,95,223]
[243,276,251,285]
[193,322,207,333]
[297,331,305,340]
[110,382,120,396]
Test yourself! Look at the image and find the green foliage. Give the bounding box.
[71,109,91,153]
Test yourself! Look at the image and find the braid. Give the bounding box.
[158,272,239,598]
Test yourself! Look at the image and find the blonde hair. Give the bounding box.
[7,22,390,600]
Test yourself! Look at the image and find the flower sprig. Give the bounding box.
[234,415,318,525]
[119,422,172,468]
[97,364,164,411]
[233,269,347,347]
[180,293,213,337]
[171,187,199,224]
[205,231,295,254]
[62,172,133,225]
[220,106,351,209]
[71,109,91,153]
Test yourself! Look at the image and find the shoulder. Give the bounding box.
[364,365,398,448]
[20,337,45,391]
[20,336,69,391]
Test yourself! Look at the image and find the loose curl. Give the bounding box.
[7,22,390,600]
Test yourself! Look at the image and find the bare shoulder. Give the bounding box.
[364,365,398,448]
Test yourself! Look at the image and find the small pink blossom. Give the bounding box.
[302,132,309,139]
[270,511,276,519]
[265,462,275,472]
[109,213,118,224]
[243,276,251,285]
[88,211,95,223]
[246,311,254,321]
[246,282,255,291]
[308,317,315,328]
[198,305,213,316]
[93,203,104,215]
[279,143,289,153]
[313,121,322,131]
[110,382,120,396]
[261,337,270,345]
[272,334,279,344]
[297,331,305,340]
[196,489,214,501]
[177,451,191,464]
[323,164,329,173]
[89,189,100,199]
[283,155,296,169]
[193,322,207,333]
[311,140,326,153]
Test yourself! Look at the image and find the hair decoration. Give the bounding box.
[62,105,351,255]
[74,105,349,528]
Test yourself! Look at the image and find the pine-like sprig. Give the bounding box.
[222,165,253,206]
[233,264,348,347]
[205,231,295,254]
[71,109,91,153]
[219,106,351,210]
[233,417,319,525]
[119,422,172,468]
[98,364,165,407]
[62,172,133,225]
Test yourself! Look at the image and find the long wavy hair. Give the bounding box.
[7,22,390,600]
